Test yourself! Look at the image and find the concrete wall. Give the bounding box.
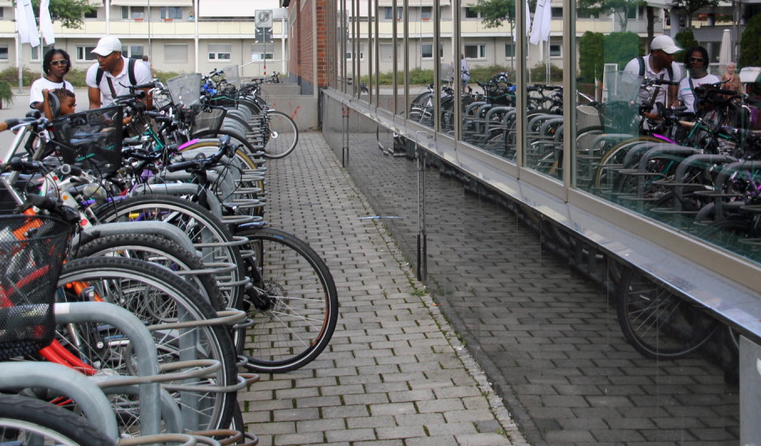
[260,83,319,131]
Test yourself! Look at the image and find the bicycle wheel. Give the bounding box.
[57,257,238,434]
[74,233,223,310]
[0,394,117,446]
[93,195,247,310]
[262,110,298,159]
[236,227,338,372]
[616,266,719,360]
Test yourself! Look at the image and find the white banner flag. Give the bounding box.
[40,0,55,45]
[529,0,551,45]
[16,0,40,47]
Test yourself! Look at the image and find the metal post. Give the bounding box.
[342,103,349,167]
[416,131,427,281]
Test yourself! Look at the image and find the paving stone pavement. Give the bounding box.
[238,132,529,446]
[334,129,740,446]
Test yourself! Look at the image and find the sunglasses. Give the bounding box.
[50,60,69,66]
[689,57,705,62]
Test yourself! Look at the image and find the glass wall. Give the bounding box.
[323,0,761,442]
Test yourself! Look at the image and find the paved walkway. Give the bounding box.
[238,133,528,446]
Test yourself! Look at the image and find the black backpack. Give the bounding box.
[95,57,138,87]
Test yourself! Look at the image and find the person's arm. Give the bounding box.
[41,89,53,120]
[88,86,101,109]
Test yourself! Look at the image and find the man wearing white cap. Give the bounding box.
[624,35,683,117]
[86,36,152,109]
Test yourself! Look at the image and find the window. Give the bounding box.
[422,44,433,59]
[161,7,182,20]
[252,52,273,60]
[383,7,402,20]
[123,6,144,19]
[464,7,479,18]
[76,46,98,61]
[208,44,231,61]
[128,46,144,58]
[505,43,515,58]
[464,44,485,59]
[164,44,188,63]
[421,6,432,20]
[84,7,96,19]
[577,9,598,18]
[549,44,562,57]
[0,45,8,61]
[551,7,562,18]
[346,44,365,60]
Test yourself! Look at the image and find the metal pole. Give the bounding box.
[342,102,349,166]
[416,131,427,281]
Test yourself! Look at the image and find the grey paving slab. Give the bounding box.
[240,133,526,446]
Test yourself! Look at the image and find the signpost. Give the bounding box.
[255,10,273,77]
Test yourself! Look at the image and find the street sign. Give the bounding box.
[255,10,273,29]
[255,27,272,43]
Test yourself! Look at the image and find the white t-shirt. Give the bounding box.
[85,56,152,106]
[678,73,721,114]
[29,77,74,107]
[623,54,682,111]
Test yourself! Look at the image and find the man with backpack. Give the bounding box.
[623,35,683,118]
[86,36,152,109]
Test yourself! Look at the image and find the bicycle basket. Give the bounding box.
[485,83,515,106]
[0,215,71,360]
[167,73,202,106]
[190,106,227,135]
[52,106,124,175]
[221,65,241,88]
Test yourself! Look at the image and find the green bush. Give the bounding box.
[529,63,562,83]
[470,65,515,85]
[739,13,761,67]
[675,29,698,61]
[603,32,640,70]
[579,31,604,83]
[0,80,14,106]
[0,67,37,87]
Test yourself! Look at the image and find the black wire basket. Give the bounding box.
[52,106,124,175]
[0,215,72,360]
[190,106,227,135]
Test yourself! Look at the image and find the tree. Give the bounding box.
[471,0,516,29]
[29,0,96,30]
[739,12,761,67]
[669,0,719,29]
[577,0,639,32]
[674,29,698,61]
[579,31,604,83]
[603,31,639,69]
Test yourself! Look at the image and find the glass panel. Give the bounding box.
[521,0,562,176]
[571,5,761,267]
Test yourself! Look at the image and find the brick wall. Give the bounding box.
[287,0,330,94]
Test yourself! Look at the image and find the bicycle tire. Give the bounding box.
[616,266,719,360]
[236,227,338,373]
[74,233,223,310]
[0,394,117,445]
[262,110,298,159]
[57,257,238,433]
[93,195,247,310]
[593,136,663,190]
[191,129,262,161]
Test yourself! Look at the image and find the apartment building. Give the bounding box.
[2,0,287,79]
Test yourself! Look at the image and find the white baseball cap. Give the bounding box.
[91,36,122,57]
[650,35,681,55]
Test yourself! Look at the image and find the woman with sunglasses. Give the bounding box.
[677,46,720,116]
[30,48,74,113]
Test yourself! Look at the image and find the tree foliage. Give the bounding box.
[739,13,761,67]
[577,0,638,31]
[674,29,698,61]
[579,31,604,82]
[471,0,515,28]
[603,31,640,69]
[670,0,719,28]
[29,0,96,30]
